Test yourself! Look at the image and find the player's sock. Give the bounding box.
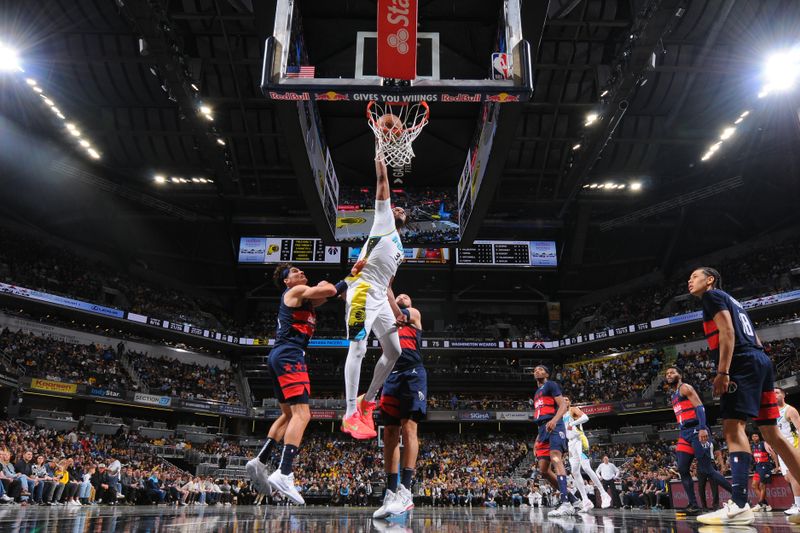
[278,444,299,476]
[364,333,402,402]
[729,451,752,508]
[386,472,398,493]
[401,468,414,490]
[257,437,276,465]
[557,475,569,503]
[344,340,367,417]
[794,496,800,507]
[697,472,708,508]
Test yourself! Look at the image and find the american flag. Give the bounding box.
[286,65,316,78]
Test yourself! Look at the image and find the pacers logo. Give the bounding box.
[354,309,366,322]
[387,28,409,55]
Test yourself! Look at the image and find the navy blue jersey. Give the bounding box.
[533,380,562,424]
[701,289,761,356]
[752,441,770,464]
[275,289,316,349]
[394,308,423,372]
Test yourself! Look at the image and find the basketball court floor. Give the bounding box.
[0,505,793,532]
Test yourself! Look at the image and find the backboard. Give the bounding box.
[261,0,538,245]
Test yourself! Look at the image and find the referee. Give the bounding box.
[596,456,621,508]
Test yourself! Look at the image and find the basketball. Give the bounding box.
[377,113,403,136]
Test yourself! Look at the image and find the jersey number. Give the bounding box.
[738,312,754,336]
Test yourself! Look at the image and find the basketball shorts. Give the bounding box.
[535,420,567,460]
[345,278,397,341]
[380,365,427,426]
[721,351,778,425]
[754,463,773,484]
[778,435,799,476]
[268,344,310,404]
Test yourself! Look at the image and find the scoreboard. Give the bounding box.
[456,240,557,267]
[348,247,450,265]
[238,237,341,264]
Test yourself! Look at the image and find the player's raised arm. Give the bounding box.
[285,281,339,307]
[375,156,390,201]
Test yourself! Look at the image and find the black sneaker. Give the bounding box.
[681,505,703,515]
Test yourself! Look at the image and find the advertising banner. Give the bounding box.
[30,378,77,395]
[495,412,531,421]
[670,476,792,510]
[215,404,249,417]
[458,411,493,421]
[133,393,172,407]
[311,409,337,420]
[179,399,214,412]
[0,283,124,318]
[88,387,122,399]
[577,403,615,416]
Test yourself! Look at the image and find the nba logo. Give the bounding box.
[492,53,510,80]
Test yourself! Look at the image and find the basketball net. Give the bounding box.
[367,101,429,168]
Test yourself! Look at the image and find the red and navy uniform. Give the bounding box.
[701,289,777,425]
[533,380,567,460]
[671,385,717,473]
[268,289,316,404]
[380,308,427,425]
[752,440,773,484]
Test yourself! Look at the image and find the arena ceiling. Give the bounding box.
[0,0,798,301]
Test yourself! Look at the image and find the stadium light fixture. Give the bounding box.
[154,174,166,183]
[572,143,581,150]
[87,148,100,159]
[200,105,211,114]
[216,138,226,146]
[630,182,642,191]
[79,140,90,148]
[760,46,800,97]
[604,182,614,189]
[25,78,36,86]
[720,126,736,140]
[32,86,42,93]
[0,42,21,72]
[585,113,599,126]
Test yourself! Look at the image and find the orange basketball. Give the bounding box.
[377,113,403,137]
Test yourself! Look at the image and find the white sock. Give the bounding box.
[795,496,800,507]
[364,332,402,402]
[344,340,367,417]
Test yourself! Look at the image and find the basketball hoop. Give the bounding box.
[367,101,430,168]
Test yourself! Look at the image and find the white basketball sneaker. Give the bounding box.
[246,458,272,496]
[784,503,800,515]
[548,502,576,517]
[600,493,613,509]
[267,470,305,505]
[697,500,754,525]
[373,489,396,519]
[386,485,414,515]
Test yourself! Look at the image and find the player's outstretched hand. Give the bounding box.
[316,280,331,287]
[712,373,730,398]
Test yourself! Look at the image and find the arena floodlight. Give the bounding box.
[0,42,21,72]
[720,126,736,140]
[604,182,614,189]
[87,148,100,159]
[42,97,54,106]
[216,138,226,146]
[154,175,166,183]
[25,78,36,86]
[740,110,750,118]
[572,143,581,150]
[761,46,800,97]
[200,105,211,114]
[585,112,599,126]
[32,86,42,93]
[630,182,642,191]
[79,140,90,148]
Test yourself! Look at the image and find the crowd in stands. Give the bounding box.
[131,355,240,405]
[556,349,663,404]
[443,313,551,341]
[0,329,130,391]
[565,234,800,335]
[0,328,243,405]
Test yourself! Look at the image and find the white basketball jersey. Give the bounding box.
[563,413,583,441]
[355,199,403,293]
[778,404,794,440]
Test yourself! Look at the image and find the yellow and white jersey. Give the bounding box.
[778,404,797,443]
[353,199,403,295]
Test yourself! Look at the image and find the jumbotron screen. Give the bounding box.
[456,240,557,267]
[238,237,341,264]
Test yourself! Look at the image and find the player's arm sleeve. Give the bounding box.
[371,198,395,234]
[701,290,727,317]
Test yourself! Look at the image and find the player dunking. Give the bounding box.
[341,156,408,439]
[774,387,800,515]
[246,264,345,504]
[532,365,574,517]
[562,398,612,510]
[664,366,732,514]
[373,291,426,520]
[688,267,800,525]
